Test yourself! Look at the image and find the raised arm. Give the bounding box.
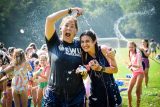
[101,45,118,73]
[45,7,83,40]
[101,55,118,74]
[88,47,118,74]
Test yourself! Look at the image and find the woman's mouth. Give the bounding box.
[65,33,71,37]
[83,46,89,50]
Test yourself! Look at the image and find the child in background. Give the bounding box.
[33,55,50,107]
[140,39,151,88]
[150,39,157,58]
[127,42,144,107]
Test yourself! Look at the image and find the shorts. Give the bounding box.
[133,72,144,78]
[142,58,149,70]
[39,82,48,89]
[43,86,85,107]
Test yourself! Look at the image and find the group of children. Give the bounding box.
[0,42,50,107]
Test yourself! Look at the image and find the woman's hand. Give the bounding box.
[88,60,102,71]
[106,50,115,60]
[71,7,84,17]
[76,65,88,76]
[101,45,115,60]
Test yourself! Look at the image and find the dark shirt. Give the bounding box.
[46,31,85,101]
[85,47,122,106]
[141,49,149,58]
[86,47,113,96]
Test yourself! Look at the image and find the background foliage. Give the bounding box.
[0,0,160,48]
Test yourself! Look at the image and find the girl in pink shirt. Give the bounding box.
[127,41,144,107]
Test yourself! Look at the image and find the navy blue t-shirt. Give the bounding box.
[45,31,85,101]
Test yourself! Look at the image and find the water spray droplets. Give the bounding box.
[114,7,155,42]
[20,29,24,34]
[26,8,45,44]
[82,15,94,31]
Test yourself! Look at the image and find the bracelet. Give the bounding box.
[100,66,105,72]
[0,70,6,76]
[68,8,72,14]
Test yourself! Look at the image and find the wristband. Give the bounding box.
[100,66,105,72]
[68,8,72,14]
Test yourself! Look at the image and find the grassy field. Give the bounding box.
[115,48,160,107]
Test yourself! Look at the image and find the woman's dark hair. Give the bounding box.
[80,30,99,64]
[80,30,97,42]
[143,39,149,48]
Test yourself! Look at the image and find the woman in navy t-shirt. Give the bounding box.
[43,7,86,107]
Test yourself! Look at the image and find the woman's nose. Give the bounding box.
[67,26,71,30]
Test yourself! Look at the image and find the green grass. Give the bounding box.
[115,48,160,107]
